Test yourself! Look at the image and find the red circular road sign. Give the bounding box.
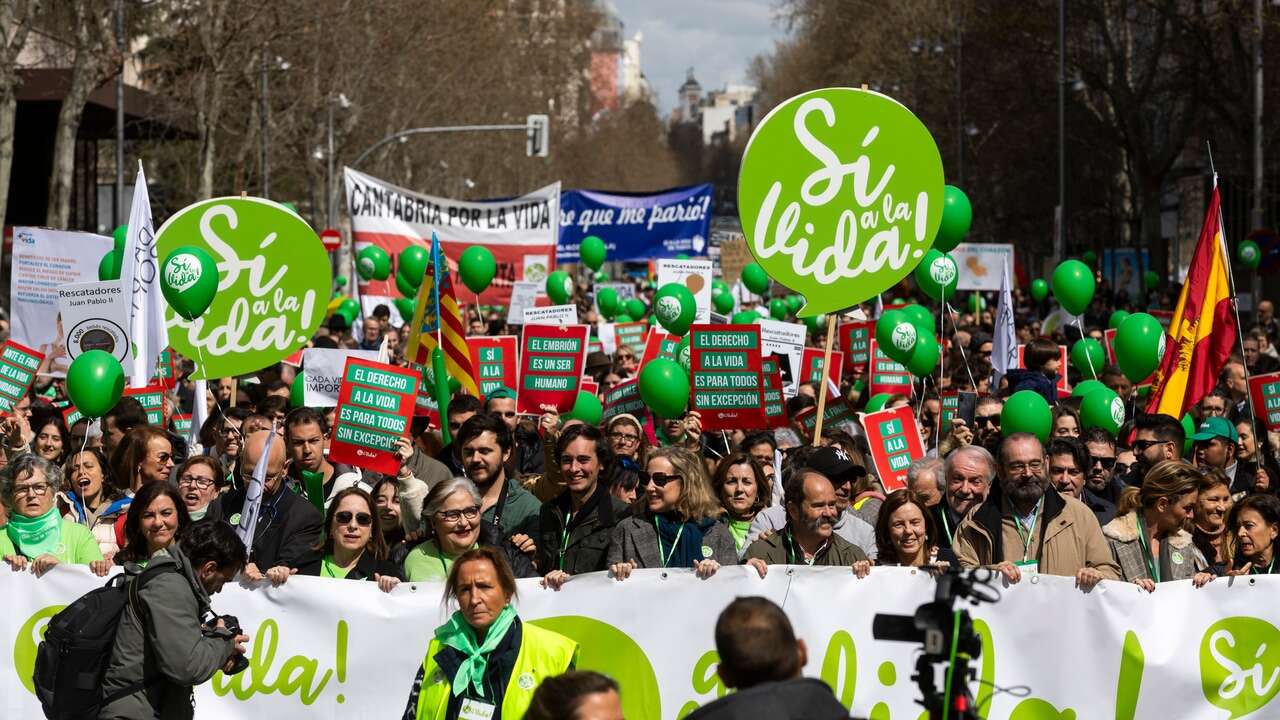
[320,228,341,251]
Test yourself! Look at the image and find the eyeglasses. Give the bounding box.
[640,471,682,487]
[1004,460,1045,475]
[178,474,216,489]
[974,414,1001,427]
[1131,439,1170,453]
[12,482,50,497]
[220,424,243,436]
[437,506,481,523]
[335,511,373,527]
[609,431,640,444]
[1114,462,1135,475]
[1090,457,1116,469]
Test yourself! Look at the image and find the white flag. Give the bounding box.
[235,421,276,559]
[992,257,1018,387]
[119,162,167,387]
[189,378,209,452]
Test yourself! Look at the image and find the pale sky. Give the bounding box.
[609,0,787,115]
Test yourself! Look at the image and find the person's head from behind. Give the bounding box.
[713,596,805,690]
[103,397,148,455]
[181,520,247,594]
[525,671,623,720]
[446,546,518,632]
[457,413,512,488]
[121,481,191,561]
[1025,337,1060,377]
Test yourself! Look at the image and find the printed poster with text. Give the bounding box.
[518,324,589,414]
[124,385,165,426]
[868,339,912,397]
[1249,372,1280,432]
[839,321,873,373]
[761,356,788,429]
[328,357,420,475]
[862,405,925,491]
[800,347,844,391]
[656,258,713,323]
[469,336,520,398]
[639,328,680,367]
[613,321,648,358]
[0,342,44,413]
[689,323,766,430]
[603,377,648,423]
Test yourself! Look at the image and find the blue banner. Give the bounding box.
[557,184,713,263]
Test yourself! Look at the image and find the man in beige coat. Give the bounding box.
[953,432,1120,589]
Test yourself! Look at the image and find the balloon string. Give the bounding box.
[74,428,91,527]
[945,302,979,391]
[1075,316,1098,380]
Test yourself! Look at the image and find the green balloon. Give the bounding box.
[1071,379,1106,398]
[786,294,803,313]
[741,263,771,296]
[675,254,689,261]
[1001,390,1052,444]
[335,275,348,287]
[564,390,603,425]
[1239,240,1262,270]
[1029,278,1049,303]
[675,335,691,373]
[966,294,986,314]
[654,282,697,336]
[547,270,574,305]
[933,185,972,252]
[614,314,634,323]
[906,331,939,376]
[112,224,127,249]
[804,314,827,333]
[1115,312,1164,383]
[902,303,934,334]
[1181,414,1195,457]
[731,310,760,324]
[596,288,619,319]
[394,297,416,321]
[638,358,689,419]
[280,202,299,215]
[339,298,360,319]
[98,249,122,281]
[876,310,916,363]
[914,249,959,300]
[160,246,220,320]
[1051,259,1095,315]
[66,350,124,418]
[458,245,496,295]
[1143,270,1160,290]
[1083,250,1097,266]
[1108,310,1130,330]
[1070,338,1106,380]
[769,298,787,320]
[395,270,418,297]
[398,245,430,285]
[865,393,891,412]
[713,291,735,315]
[579,236,607,271]
[290,373,306,409]
[357,245,391,281]
[711,279,730,297]
[625,298,646,319]
[1079,386,1124,435]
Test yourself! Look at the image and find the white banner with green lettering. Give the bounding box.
[2,565,1276,719]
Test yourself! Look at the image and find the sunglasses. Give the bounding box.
[1090,457,1116,469]
[1114,462,1135,475]
[640,471,683,487]
[974,414,1001,427]
[335,511,373,527]
[1131,439,1170,453]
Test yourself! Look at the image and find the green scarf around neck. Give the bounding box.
[728,519,751,552]
[435,604,518,699]
[6,506,62,558]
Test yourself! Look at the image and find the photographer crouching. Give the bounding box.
[98,520,251,719]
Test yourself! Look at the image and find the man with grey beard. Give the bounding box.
[953,433,1118,590]
[743,469,870,577]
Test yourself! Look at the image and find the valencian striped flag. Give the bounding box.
[1148,186,1238,418]
[405,234,479,398]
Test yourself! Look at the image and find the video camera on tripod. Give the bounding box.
[871,566,1000,720]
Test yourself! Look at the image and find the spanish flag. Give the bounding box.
[406,234,480,398]
[1148,186,1237,418]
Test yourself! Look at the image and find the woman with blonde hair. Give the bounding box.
[1192,469,1233,573]
[1102,460,1209,591]
[606,446,736,580]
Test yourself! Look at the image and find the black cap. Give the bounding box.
[806,446,866,486]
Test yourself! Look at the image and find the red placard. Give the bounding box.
[328,357,420,475]
[1103,329,1117,364]
[689,323,766,430]
[639,328,680,367]
[468,336,520,398]
[1016,344,1070,394]
[868,339,912,397]
[839,321,873,373]
[517,324,589,414]
[761,356,788,429]
[1250,372,1280,432]
[604,377,648,423]
[124,385,166,426]
[613,321,648,358]
[580,379,599,396]
[800,347,844,390]
[861,405,925,492]
[0,340,44,414]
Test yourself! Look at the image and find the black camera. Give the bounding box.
[216,614,250,676]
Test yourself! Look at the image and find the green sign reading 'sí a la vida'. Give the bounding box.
[737,88,945,316]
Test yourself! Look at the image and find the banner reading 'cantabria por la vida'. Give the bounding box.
[345,167,560,311]
[4,566,1280,720]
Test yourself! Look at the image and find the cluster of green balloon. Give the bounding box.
[1001,390,1052,443]
[160,247,220,321]
[356,245,391,281]
[653,282,697,335]
[638,358,689,419]
[458,246,496,295]
[1070,338,1106,380]
[712,279,735,314]
[396,245,431,296]
[564,390,603,425]
[1029,279,1049,303]
[932,185,972,252]
[333,297,360,327]
[1239,240,1261,270]
[1050,259,1095,315]
[98,225,128,281]
[66,350,125,418]
[1113,312,1164,382]
[741,263,771,296]
[547,270,574,305]
[597,287,620,320]
[579,236,607,271]
[966,294,986,314]
[914,249,959,301]
[875,307,938,376]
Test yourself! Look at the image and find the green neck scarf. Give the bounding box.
[728,519,751,552]
[6,506,62,558]
[435,604,518,699]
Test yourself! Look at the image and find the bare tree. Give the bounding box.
[0,0,37,232]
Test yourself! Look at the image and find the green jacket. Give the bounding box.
[0,517,103,564]
[410,622,577,720]
[743,527,869,567]
[480,477,542,540]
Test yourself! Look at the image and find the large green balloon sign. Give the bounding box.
[156,197,332,379]
[738,87,944,317]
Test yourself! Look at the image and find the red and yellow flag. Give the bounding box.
[1148,186,1237,418]
[406,234,480,398]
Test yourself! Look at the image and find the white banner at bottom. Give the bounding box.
[2,565,1279,719]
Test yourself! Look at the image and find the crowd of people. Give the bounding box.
[1,277,1278,720]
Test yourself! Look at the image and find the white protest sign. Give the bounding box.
[757,318,807,396]
[952,242,1014,291]
[9,228,112,361]
[55,281,133,377]
[302,348,379,407]
[657,258,712,323]
[523,304,578,326]
[506,281,542,324]
[598,323,618,354]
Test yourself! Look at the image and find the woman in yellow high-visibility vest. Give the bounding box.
[403,546,577,720]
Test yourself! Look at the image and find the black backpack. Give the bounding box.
[32,563,179,720]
